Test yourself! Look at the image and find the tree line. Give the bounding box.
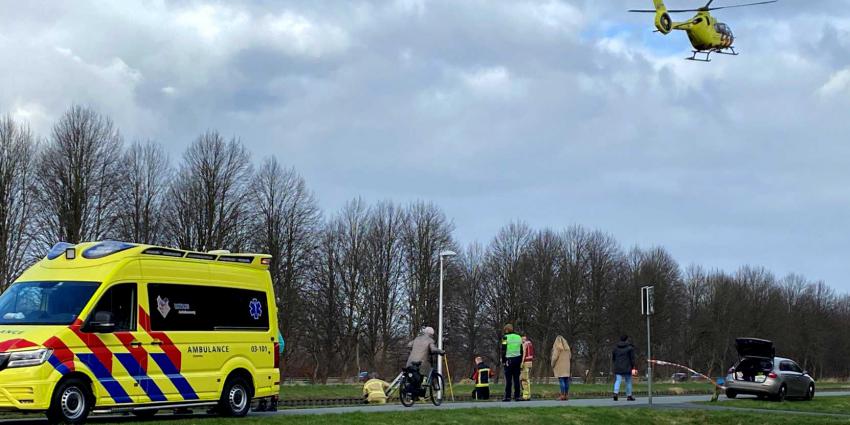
[1,105,848,382]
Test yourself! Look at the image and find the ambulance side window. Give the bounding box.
[147,283,269,331]
[90,283,136,331]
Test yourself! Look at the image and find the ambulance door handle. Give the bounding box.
[130,341,143,348]
[151,340,163,346]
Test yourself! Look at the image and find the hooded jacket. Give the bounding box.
[612,341,636,375]
[551,336,572,378]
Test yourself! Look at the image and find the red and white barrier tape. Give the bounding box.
[650,359,727,390]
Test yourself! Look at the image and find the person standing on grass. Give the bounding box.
[520,334,535,400]
[471,356,494,400]
[612,335,636,401]
[551,335,572,401]
[501,324,523,402]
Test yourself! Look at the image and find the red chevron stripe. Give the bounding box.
[70,320,112,372]
[43,337,76,372]
[0,338,37,352]
[115,332,148,372]
[139,307,181,371]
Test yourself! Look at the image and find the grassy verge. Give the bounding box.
[280,382,850,400]
[98,407,850,425]
[717,395,850,415]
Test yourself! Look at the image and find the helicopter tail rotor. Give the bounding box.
[627,1,673,34]
[656,11,673,34]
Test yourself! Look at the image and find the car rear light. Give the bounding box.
[273,343,280,368]
[768,372,777,379]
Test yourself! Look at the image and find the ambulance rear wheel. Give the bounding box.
[219,374,253,417]
[46,378,93,424]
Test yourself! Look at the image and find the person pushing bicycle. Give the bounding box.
[405,326,444,397]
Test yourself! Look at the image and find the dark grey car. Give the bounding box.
[725,338,815,401]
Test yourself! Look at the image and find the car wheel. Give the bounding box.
[725,389,737,399]
[218,375,253,417]
[46,378,93,425]
[774,384,787,402]
[805,383,815,401]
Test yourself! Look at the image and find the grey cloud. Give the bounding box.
[2,0,850,288]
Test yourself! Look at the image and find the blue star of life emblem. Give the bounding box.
[249,298,263,320]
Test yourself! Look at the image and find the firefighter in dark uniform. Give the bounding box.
[471,356,494,400]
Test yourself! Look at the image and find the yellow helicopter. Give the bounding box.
[629,0,778,61]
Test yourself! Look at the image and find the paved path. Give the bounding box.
[258,390,850,417]
[3,391,849,423]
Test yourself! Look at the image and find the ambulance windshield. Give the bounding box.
[0,281,100,325]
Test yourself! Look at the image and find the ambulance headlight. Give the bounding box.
[7,348,52,368]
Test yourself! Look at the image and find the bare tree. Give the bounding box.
[581,230,624,378]
[34,105,123,246]
[115,141,170,244]
[250,157,320,368]
[483,221,533,337]
[362,201,405,375]
[304,225,342,383]
[401,201,455,335]
[164,131,252,251]
[446,242,489,378]
[0,115,38,290]
[333,199,370,377]
[520,228,563,378]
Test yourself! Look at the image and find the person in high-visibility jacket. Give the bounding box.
[471,356,494,400]
[520,334,535,400]
[501,324,523,401]
[362,373,390,404]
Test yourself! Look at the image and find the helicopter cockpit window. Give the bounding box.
[715,23,733,36]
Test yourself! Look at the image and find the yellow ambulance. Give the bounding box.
[0,241,281,423]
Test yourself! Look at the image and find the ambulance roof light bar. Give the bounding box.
[47,242,75,260]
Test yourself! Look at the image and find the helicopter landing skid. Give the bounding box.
[686,47,738,62]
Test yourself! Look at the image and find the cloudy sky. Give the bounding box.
[2,0,850,289]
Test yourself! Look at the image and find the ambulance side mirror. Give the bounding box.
[85,311,116,333]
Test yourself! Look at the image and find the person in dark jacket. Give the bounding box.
[612,335,636,401]
[501,324,523,402]
[471,356,494,400]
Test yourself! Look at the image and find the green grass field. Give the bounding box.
[279,381,850,400]
[98,406,850,425]
[718,395,850,415]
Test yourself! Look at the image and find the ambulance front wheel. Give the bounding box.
[46,377,93,425]
[219,373,253,417]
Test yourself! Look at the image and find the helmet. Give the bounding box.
[422,326,435,336]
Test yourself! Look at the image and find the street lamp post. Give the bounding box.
[437,250,456,387]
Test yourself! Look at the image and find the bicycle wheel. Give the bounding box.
[400,376,415,407]
[429,373,444,406]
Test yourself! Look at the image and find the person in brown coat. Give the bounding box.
[551,335,572,401]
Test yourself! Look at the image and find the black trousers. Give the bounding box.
[472,387,490,400]
[504,357,522,400]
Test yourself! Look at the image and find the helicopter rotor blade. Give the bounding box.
[631,0,777,13]
[707,0,778,11]
[629,8,703,13]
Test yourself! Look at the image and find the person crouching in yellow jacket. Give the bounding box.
[363,373,390,404]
